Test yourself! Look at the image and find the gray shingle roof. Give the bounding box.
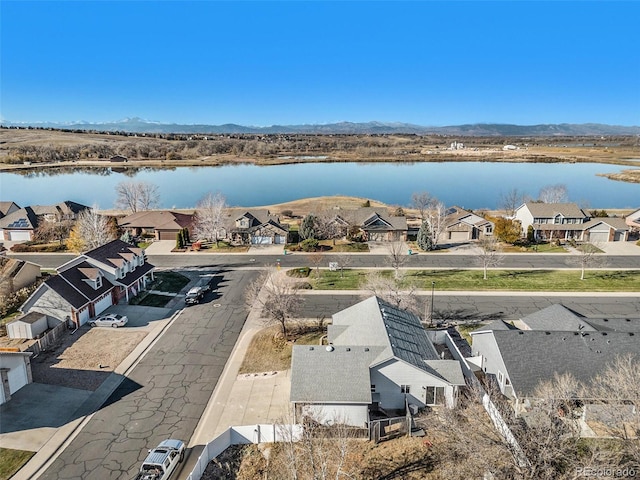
[520,304,596,332]
[11,312,46,325]
[290,345,384,403]
[57,261,114,303]
[83,239,144,268]
[424,360,466,385]
[584,318,640,333]
[475,319,517,332]
[118,210,194,230]
[493,330,640,397]
[522,202,587,219]
[0,207,38,229]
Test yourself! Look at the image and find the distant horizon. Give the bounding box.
[2,1,639,126]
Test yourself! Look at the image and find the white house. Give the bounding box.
[290,297,465,427]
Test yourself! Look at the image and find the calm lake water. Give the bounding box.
[1,162,638,209]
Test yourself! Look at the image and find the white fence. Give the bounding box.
[185,424,302,480]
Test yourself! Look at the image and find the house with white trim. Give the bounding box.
[20,240,154,327]
[290,297,465,427]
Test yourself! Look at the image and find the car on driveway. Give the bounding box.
[89,313,128,328]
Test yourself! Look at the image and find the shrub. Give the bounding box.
[281,209,293,217]
[361,200,371,207]
[299,238,319,252]
[287,267,311,278]
[11,243,67,252]
[293,281,313,290]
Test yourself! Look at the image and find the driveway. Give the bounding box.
[101,304,174,329]
[0,383,93,451]
[598,241,640,255]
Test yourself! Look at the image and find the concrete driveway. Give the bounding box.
[598,241,640,255]
[100,304,174,329]
[0,383,93,451]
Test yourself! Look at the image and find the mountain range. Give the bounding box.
[3,118,640,136]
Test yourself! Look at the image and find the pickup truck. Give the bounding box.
[134,439,185,480]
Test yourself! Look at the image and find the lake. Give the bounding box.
[1,162,638,210]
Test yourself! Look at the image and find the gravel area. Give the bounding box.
[31,326,148,391]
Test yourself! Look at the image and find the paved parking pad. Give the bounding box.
[0,383,93,451]
[101,305,173,329]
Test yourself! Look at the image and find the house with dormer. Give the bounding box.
[230,210,288,245]
[442,206,494,242]
[20,240,154,327]
[514,202,588,241]
[290,297,465,427]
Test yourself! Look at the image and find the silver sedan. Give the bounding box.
[89,313,128,328]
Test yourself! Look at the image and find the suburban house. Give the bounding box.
[469,304,640,415]
[0,201,90,242]
[230,210,289,245]
[513,202,629,242]
[118,210,195,241]
[0,207,39,241]
[31,201,89,223]
[291,297,465,427]
[20,239,154,327]
[625,208,640,231]
[0,351,33,405]
[329,208,408,242]
[0,201,21,219]
[0,258,41,292]
[441,206,494,242]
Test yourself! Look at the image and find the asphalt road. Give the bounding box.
[296,293,640,323]
[10,252,640,270]
[39,268,257,480]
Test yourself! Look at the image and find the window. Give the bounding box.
[498,370,504,385]
[485,226,493,234]
[400,385,410,394]
[371,384,376,392]
[425,386,445,405]
[95,276,102,289]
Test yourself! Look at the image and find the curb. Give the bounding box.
[15,309,183,480]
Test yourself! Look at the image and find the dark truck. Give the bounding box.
[134,439,185,480]
[184,286,205,305]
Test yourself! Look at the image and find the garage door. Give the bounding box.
[252,236,273,244]
[589,231,610,243]
[7,363,28,395]
[158,230,175,240]
[94,292,113,316]
[614,231,625,241]
[77,307,90,326]
[449,231,469,242]
[275,235,287,244]
[8,230,31,241]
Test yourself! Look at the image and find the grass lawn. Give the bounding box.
[239,326,325,374]
[0,448,35,480]
[137,241,152,249]
[457,323,491,344]
[0,311,22,327]
[130,293,171,308]
[501,242,567,253]
[311,269,640,292]
[149,271,190,293]
[199,241,249,252]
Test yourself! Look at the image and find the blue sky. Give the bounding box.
[2,1,639,126]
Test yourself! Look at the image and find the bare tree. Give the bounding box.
[538,184,569,203]
[114,180,160,213]
[475,236,504,280]
[244,269,302,337]
[499,188,524,217]
[331,254,352,278]
[386,240,407,279]
[411,191,432,221]
[567,243,604,280]
[425,200,448,249]
[194,192,227,245]
[35,219,72,244]
[308,252,324,278]
[361,272,419,314]
[66,206,116,252]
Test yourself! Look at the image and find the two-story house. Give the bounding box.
[20,239,154,327]
[230,210,288,245]
[514,202,589,241]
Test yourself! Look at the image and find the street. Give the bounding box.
[38,269,258,480]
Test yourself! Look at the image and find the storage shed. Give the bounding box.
[7,312,48,339]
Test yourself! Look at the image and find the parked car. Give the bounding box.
[184,286,205,305]
[89,313,128,328]
[134,439,185,480]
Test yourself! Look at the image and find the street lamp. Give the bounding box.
[430,281,435,327]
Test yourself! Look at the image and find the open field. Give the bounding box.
[2,129,639,180]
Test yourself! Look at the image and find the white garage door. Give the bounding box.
[77,307,90,326]
[589,231,610,243]
[252,236,273,244]
[8,230,31,241]
[94,293,113,316]
[449,231,469,242]
[275,235,287,244]
[7,363,28,395]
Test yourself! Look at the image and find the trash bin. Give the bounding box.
[408,249,412,255]
[283,249,287,255]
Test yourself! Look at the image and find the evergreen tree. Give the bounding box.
[417,221,433,251]
[300,214,317,240]
[176,231,184,249]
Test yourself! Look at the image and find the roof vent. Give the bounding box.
[309,346,314,351]
[626,319,631,322]
[364,347,369,352]
[603,318,609,322]
[630,333,635,336]
[346,347,351,352]
[601,332,607,336]
[518,331,524,335]
[326,345,334,352]
[573,332,579,335]
[545,331,551,335]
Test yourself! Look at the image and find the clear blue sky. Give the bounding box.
[2,1,639,126]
